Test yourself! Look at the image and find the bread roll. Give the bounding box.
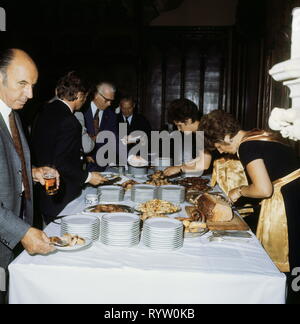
[69,235,79,247]
[77,237,86,246]
[63,233,73,245]
[50,237,64,245]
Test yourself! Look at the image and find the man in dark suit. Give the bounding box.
[83,82,118,171]
[32,72,107,224]
[0,49,57,300]
[117,95,152,156]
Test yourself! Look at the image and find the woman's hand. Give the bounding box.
[163,166,182,177]
[228,187,242,203]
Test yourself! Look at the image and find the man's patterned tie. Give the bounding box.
[93,109,100,136]
[9,112,31,200]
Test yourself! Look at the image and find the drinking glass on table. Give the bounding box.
[43,166,59,196]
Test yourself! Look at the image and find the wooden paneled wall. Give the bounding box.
[140,27,232,130]
[1,0,299,154]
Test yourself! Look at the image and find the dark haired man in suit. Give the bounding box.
[117,95,152,156]
[32,72,107,224]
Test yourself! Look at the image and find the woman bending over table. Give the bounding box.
[199,110,300,273]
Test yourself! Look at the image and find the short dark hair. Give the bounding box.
[167,99,202,124]
[56,71,88,101]
[120,95,135,103]
[199,110,241,151]
[0,49,15,84]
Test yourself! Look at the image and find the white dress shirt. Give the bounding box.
[0,99,13,135]
[123,114,133,125]
[0,99,24,191]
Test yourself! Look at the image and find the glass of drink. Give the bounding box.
[43,166,58,196]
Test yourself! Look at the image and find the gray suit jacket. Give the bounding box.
[0,111,33,269]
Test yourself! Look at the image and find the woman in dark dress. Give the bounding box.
[163,99,218,176]
[200,110,300,274]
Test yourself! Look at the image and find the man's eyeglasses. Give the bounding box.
[98,92,114,103]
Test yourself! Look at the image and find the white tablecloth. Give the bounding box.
[9,181,287,304]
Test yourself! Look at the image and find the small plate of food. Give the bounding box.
[49,234,92,251]
[99,173,122,185]
[120,180,140,191]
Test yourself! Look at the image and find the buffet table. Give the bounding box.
[8,176,287,304]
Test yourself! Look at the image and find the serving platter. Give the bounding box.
[135,204,181,215]
[83,204,134,214]
[99,175,122,186]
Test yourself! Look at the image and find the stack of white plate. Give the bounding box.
[158,185,185,204]
[143,218,184,251]
[98,186,124,202]
[100,213,141,247]
[131,184,157,202]
[61,215,100,242]
[128,165,148,177]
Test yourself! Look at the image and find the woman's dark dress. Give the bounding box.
[239,141,300,270]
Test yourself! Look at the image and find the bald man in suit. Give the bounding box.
[0,49,57,300]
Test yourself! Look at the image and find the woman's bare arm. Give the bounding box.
[229,159,274,202]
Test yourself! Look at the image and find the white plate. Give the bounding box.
[144,219,182,228]
[55,239,93,252]
[102,213,140,224]
[101,236,140,242]
[61,223,99,228]
[101,234,140,239]
[61,230,99,235]
[101,238,140,244]
[99,186,123,192]
[62,215,99,225]
[143,236,183,243]
[143,236,183,242]
[101,241,139,247]
[101,172,119,180]
[144,244,183,250]
[61,225,100,230]
[101,224,140,230]
[101,232,139,237]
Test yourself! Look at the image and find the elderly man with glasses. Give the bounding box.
[83,82,118,172]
